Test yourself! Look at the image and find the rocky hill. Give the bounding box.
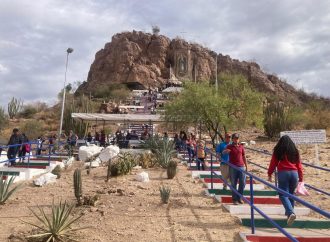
[77,30,322,104]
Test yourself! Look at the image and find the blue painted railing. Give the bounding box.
[246,146,330,197]
[188,146,330,242]
[0,141,67,166]
[246,146,330,172]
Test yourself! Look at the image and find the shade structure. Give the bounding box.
[71,113,164,124]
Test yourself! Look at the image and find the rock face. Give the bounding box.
[77,30,314,103]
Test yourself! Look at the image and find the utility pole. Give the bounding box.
[215,54,218,91]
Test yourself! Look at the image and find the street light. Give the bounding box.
[59,47,74,140]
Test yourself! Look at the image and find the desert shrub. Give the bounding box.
[110,152,135,176]
[303,100,330,129]
[7,97,23,119]
[0,176,22,205]
[159,185,171,204]
[137,152,156,168]
[24,200,85,241]
[21,120,44,139]
[263,101,298,138]
[19,105,38,118]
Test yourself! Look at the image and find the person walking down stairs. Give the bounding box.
[267,135,304,226]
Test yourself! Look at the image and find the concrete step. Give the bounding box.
[203,177,257,184]
[188,167,220,171]
[207,189,277,197]
[186,162,220,166]
[11,163,48,169]
[205,182,265,190]
[238,215,330,229]
[216,195,282,205]
[191,170,221,178]
[0,166,52,183]
[240,228,330,242]
[223,204,310,216]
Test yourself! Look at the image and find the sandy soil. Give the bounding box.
[0,163,242,242]
[0,132,329,242]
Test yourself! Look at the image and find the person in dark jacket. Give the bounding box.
[7,128,22,166]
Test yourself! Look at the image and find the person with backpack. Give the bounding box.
[18,133,29,162]
[268,135,304,226]
[196,140,206,170]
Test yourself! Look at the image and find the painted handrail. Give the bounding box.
[202,147,330,241]
[246,149,330,197]
[246,146,330,172]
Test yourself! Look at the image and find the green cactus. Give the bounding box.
[63,95,94,137]
[73,169,82,205]
[263,101,293,138]
[167,160,177,179]
[7,97,23,119]
[159,185,171,204]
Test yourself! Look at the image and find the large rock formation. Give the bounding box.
[77,30,316,103]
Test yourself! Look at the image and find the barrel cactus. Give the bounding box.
[167,160,177,179]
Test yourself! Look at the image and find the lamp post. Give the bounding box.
[58,48,74,141]
[215,54,218,91]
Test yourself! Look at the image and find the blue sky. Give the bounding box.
[0,0,329,109]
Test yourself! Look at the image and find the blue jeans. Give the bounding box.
[230,166,246,202]
[278,170,298,216]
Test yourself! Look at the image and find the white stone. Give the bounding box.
[135,172,149,182]
[33,172,58,186]
[249,140,256,145]
[99,145,120,162]
[78,145,103,162]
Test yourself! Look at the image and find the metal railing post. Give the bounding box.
[48,144,51,165]
[250,175,255,234]
[275,168,278,187]
[27,142,31,165]
[211,152,214,190]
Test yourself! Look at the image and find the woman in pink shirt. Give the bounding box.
[268,135,303,226]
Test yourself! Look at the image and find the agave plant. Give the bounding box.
[159,185,171,204]
[154,139,176,168]
[0,176,21,205]
[25,200,85,242]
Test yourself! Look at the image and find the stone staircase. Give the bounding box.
[179,149,330,242]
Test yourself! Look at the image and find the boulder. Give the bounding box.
[79,145,103,162]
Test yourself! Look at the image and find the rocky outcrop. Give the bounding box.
[77,30,316,104]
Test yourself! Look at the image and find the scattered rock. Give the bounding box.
[90,207,98,212]
[137,185,147,190]
[108,189,117,194]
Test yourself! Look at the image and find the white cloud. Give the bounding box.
[0,0,329,108]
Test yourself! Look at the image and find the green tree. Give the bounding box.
[165,74,263,146]
[0,106,8,134]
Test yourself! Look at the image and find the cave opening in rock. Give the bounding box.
[125,82,146,90]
